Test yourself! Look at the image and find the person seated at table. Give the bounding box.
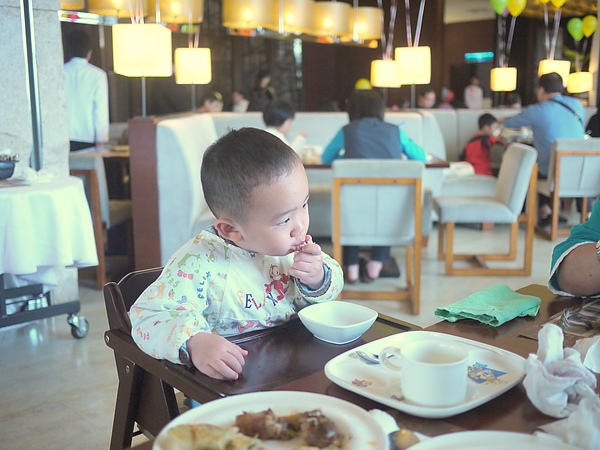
[130,128,343,381]
[197,91,223,113]
[549,197,600,297]
[460,113,506,176]
[321,89,426,283]
[263,99,306,154]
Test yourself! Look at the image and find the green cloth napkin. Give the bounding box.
[434,284,541,327]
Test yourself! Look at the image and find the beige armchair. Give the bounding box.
[332,159,424,314]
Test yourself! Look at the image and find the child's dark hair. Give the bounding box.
[478,113,497,130]
[201,91,223,105]
[346,89,384,122]
[201,128,301,221]
[263,99,296,127]
[538,72,564,94]
[65,30,92,59]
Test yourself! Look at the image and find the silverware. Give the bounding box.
[389,428,420,450]
[356,350,380,364]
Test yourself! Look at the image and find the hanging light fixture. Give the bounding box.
[88,0,148,18]
[60,0,84,10]
[350,6,383,42]
[370,59,400,88]
[175,47,212,110]
[266,0,314,35]
[312,1,351,38]
[538,59,570,86]
[148,0,204,24]
[490,67,517,92]
[222,0,272,31]
[113,23,173,116]
[395,46,431,85]
[567,71,593,93]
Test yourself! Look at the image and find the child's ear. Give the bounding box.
[214,218,243,242]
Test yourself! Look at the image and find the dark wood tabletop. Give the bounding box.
[126,284,597,449]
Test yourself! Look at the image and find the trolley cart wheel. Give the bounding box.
[67,313,90,339]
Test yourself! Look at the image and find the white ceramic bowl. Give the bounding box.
[298,301,378,344]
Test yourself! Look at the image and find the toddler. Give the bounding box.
[263,99,307,154]
[461,113,506,176]
[130,128,343,380]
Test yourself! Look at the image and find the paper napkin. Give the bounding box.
[434,284,541,327]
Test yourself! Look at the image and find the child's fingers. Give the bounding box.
[297,242,321,255]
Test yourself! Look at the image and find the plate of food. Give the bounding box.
[153,391,387,450]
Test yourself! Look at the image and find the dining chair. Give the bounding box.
[536,137,600,241]
[69,152,133,288]
[433,143,538,276]
[332,159,424,314]
[103,267,180,450]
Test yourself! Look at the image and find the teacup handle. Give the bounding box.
[379,346,403,372]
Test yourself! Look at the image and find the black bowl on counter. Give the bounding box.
[0,160,15,180]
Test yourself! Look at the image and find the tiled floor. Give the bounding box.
[0,223,564,450]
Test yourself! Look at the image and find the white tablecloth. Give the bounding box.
[0,176,98,287]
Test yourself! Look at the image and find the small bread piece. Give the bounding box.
[166,423,262,450]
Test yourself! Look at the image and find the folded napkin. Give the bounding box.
[434,284,541,326]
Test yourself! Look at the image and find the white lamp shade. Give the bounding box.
[395,46,431,84]
[567,72,593,93]
[371,60,400,88]
[113,24,173,77]
[490,67,517,91]
[175,48,211,84]
[267,0,314,34]
[538,59,571,86]
[351,6,383,41]
[222,0,272,29]
[60,0,84,10]
[88,0,148,18]
[148,0,204,24]
[313,1,351,36]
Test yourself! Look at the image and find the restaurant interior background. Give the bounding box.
[58,0,599,123]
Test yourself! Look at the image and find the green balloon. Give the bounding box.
[567,18,584,42]
[489,0,508,15]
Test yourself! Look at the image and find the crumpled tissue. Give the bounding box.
[523,323,600,449]
[14,166,56,183]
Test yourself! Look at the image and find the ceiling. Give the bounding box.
[444,0,598,24]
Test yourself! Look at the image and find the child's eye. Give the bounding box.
[277,218,291,226]
[303,201,309,209]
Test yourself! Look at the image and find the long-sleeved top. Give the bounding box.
[502,96,585,177]
[321,118,427,164]
[64,57,109,144]
[548,197,600,298]
[130,227,344,364]
[265,127,306,155]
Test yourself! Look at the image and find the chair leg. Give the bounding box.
[444,222,455,275]
[110,355,144,450]
[437,222,445,261]
[581,197,589,223]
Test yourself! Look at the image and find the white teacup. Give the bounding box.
[379,338,469,408]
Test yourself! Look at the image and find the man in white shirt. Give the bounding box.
[64,30,109,152]
[464,76,483,109]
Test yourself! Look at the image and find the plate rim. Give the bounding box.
[410,430,577,449]
[153,390,387,450]
[324,330,526,419]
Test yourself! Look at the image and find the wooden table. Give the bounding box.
[303,155,450,170]
[121,285,597,449]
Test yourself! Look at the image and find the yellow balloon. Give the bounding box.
[582,15,598,38]
[550,0,567,7]
[539,0,550,3]
[507,0,526,17]
[355,78,372,90]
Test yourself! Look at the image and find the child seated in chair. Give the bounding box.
[130,128,343,380]
[461,113,506,176]
[263,99,307,154]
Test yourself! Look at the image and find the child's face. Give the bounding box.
[235,163,310,256]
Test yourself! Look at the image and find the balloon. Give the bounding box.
[539,0,550,3]
[582,15,598,37]
[567,18,583,42]
[502,7,509,17]
[489,0,508,15]
[550,0,567,7]
[354,78,372,90]
[507,0,526,17]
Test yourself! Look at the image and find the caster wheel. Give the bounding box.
[67,314,90,339]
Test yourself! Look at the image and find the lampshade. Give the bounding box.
[395,46,431,84]
[175,48,211,84]
[350,6,383,41]
[538,59,570,86]
[60,0,84,10]
[88,0,148,18]
[567,72,593,93]
[370,60,400,88]
[222,0,273,29]
[312,1,351,37]
[112,24,173,77]
[148,0,204,24]
[490,67,517,91]
[266,0,314,34]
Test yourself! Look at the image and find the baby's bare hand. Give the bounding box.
[187,333,248,380]
[290,238,325,289]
